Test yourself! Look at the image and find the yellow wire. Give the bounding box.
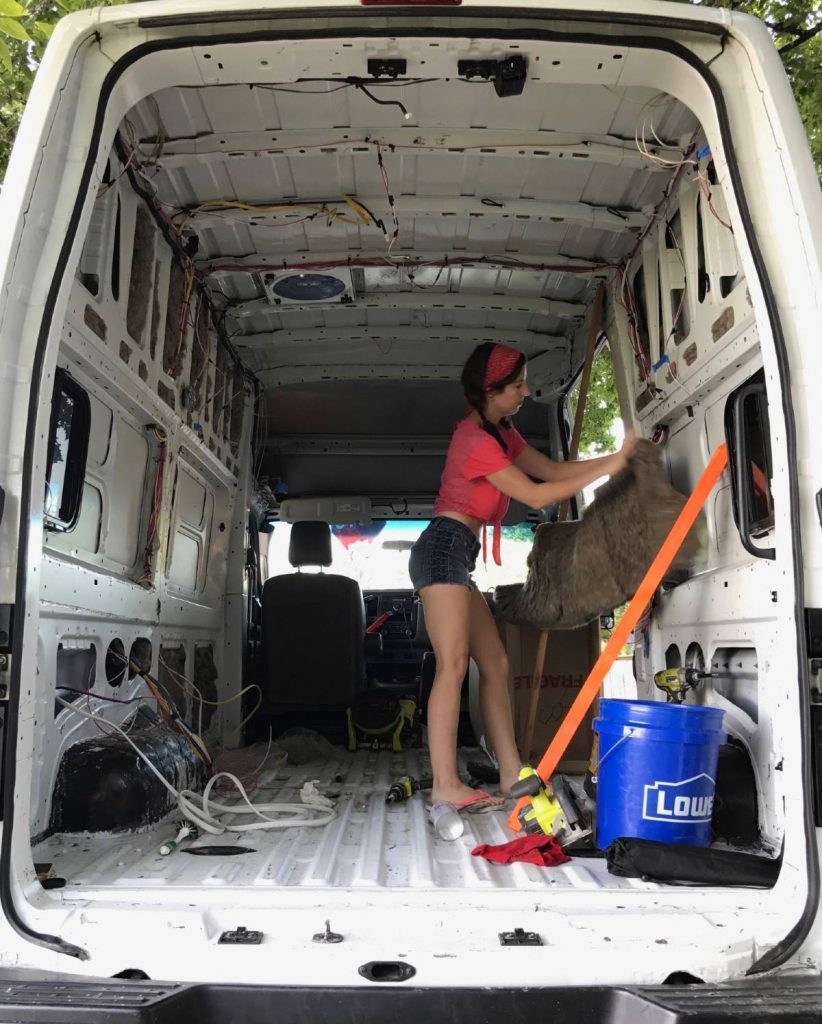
[172,268,196,376]
[229,689,263,738]
[185,199,365,226]
[343,196,372,224]
[157,655,262,738]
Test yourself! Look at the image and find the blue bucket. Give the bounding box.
[593,699,726,849]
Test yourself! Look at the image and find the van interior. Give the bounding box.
[11,4,813,987]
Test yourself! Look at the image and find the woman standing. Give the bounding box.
[409,342,635,810]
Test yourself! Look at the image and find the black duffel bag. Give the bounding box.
[606,837,781,887]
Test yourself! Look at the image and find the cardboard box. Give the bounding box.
[497,618,600,771]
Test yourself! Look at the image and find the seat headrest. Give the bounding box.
[289,521,332,568]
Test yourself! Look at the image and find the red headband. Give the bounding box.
[483,344,522,389]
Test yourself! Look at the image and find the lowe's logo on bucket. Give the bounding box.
[642,773,715,823]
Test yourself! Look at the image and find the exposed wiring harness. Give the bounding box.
[205,253,612,277]
[156,653,263,740]
[54,696,336,834]
[135,427,167,589]
[103,648,212,768]
[111,128,256,404]
[617,106,736,398]
[177,196,374,234]
[105,648,264,763]
[376,142,400,254]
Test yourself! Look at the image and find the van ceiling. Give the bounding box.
[122,33,697,503]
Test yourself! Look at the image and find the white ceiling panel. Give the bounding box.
[121,32,699,408]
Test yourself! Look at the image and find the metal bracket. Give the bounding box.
[457,58,497,81]
[218,926,263,945]
[367,58,406,79]
[312,920,343,944]
[499,928,543,947]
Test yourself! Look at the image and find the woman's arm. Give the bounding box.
[514,444,621,483]
[491,431,636,510]
[486,456,621,511]
[514,429,636,483]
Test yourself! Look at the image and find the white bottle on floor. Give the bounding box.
[430,801,464,840]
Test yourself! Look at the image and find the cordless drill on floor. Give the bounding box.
[385,776,433,804]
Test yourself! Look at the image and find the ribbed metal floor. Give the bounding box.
[33,748,646,892]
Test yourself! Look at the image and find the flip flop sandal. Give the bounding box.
[452,790,505,814]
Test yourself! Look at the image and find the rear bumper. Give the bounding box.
[0,974,821,1023]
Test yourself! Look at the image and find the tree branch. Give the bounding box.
[778,20,822,54]
[763,19,805,37]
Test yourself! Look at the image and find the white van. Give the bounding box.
[0,0,821,1015]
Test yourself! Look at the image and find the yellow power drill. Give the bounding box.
[653,667,714,703]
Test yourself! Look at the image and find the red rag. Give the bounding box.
[471,834,570,867]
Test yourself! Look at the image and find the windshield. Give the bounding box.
[265,520,534,590]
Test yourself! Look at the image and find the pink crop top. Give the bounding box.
[433,418,527,565]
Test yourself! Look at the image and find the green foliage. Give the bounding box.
[0,2,818,179]
[578,347,621,456]
[567,345,622,456]
[683,0,822,171]
[502,522,538,543]
[0,0,127,180]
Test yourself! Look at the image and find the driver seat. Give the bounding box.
[261,521,365,709]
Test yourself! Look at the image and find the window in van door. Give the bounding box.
[725,372,775,558]
[44,370,91,531]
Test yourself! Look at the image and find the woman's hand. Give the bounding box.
[615,428,637,471]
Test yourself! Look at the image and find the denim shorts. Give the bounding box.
[408,517,481,592]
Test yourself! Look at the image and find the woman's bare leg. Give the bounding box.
[419,584,501,805]
[468,589,522,795]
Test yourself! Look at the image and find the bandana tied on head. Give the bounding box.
[483,343,522,390]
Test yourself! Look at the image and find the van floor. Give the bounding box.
[31,747,650,892]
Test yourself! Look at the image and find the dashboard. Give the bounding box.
[364,590,428,648]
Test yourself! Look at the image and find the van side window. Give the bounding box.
[45,370,91,531]
[725,372,775,557]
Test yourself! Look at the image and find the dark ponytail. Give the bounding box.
[461,342,526,451]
